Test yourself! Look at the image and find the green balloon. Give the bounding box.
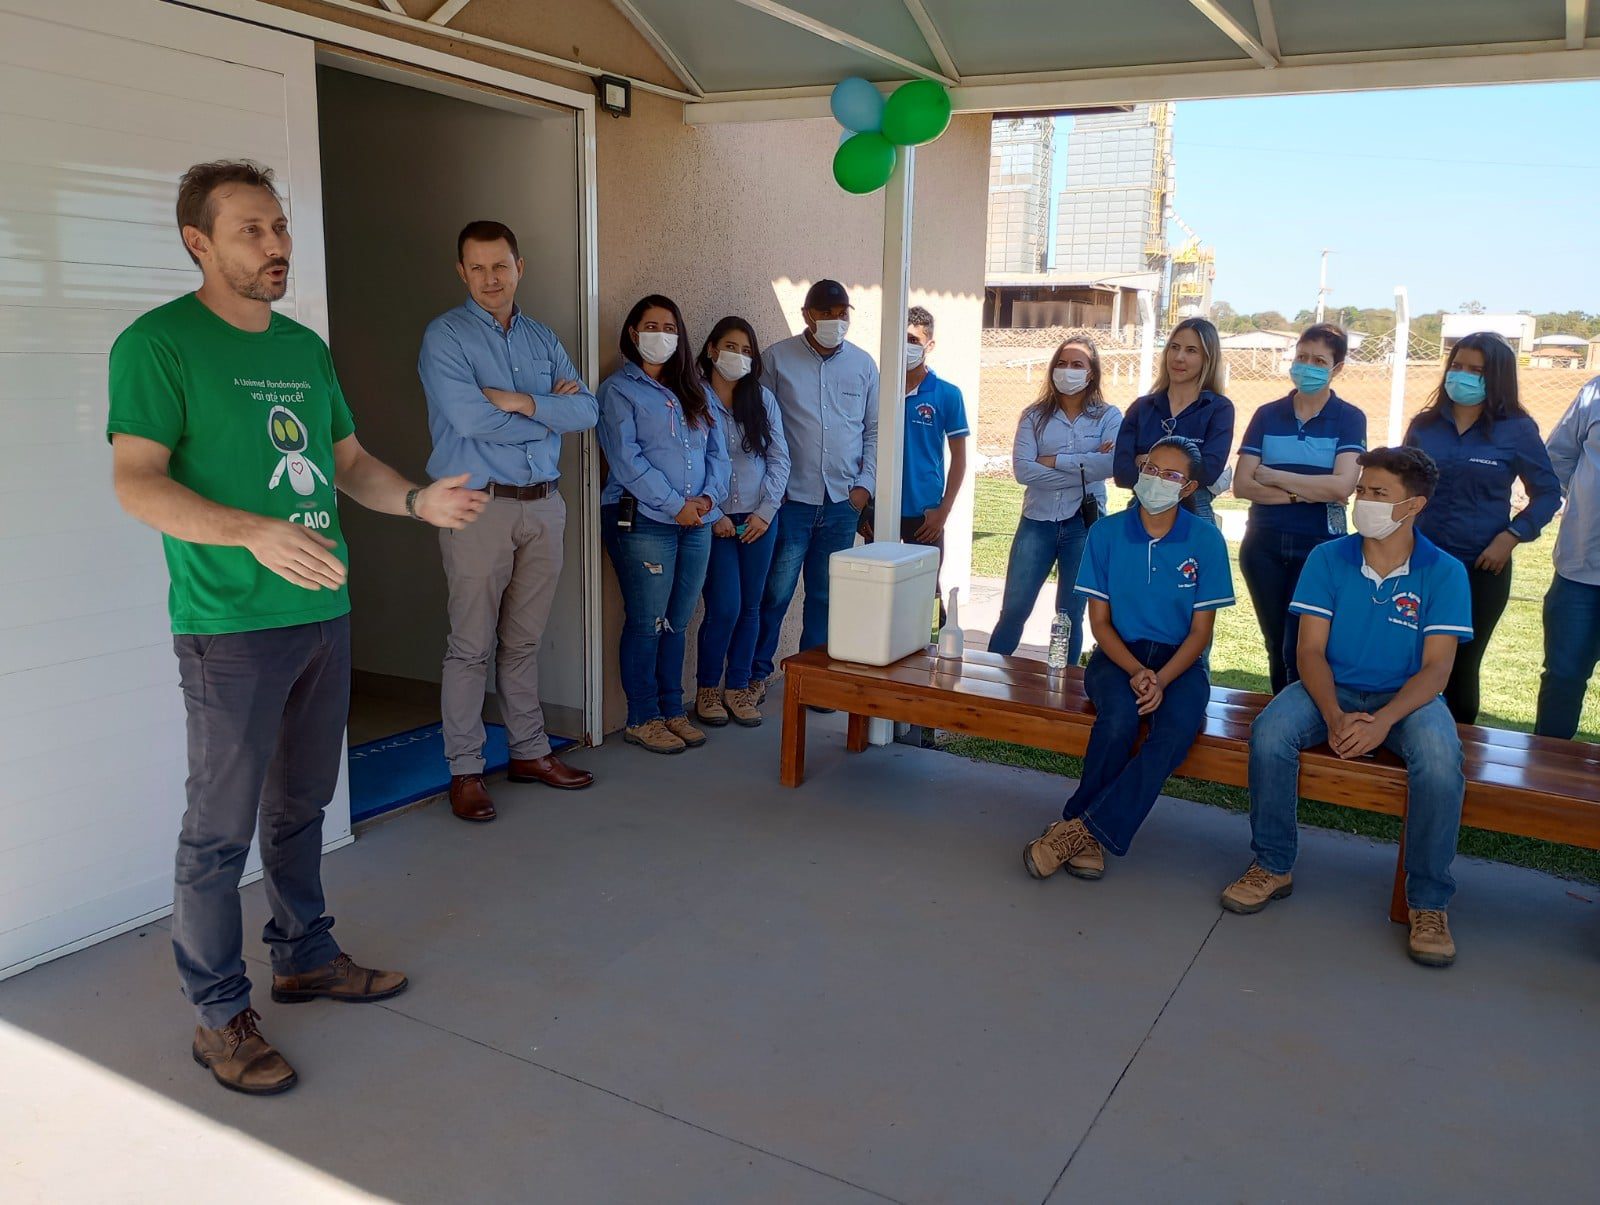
[833,132,897,194]
[881,79,952,146]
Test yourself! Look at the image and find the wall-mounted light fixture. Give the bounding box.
[595,74,631,118]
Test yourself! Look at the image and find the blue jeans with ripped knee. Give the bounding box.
[603,505,712,727]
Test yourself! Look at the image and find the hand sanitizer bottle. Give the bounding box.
[937,587,964,659]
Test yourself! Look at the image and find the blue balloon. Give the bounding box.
[830,77,884,133]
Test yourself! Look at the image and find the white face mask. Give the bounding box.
[812,318,849,349]
[905,342,926,370]
[636,330,678,365]
[714,349,752,382]
[1353,498,1409,540]
[1134,474,1184,515]
[1053,366,1090,395]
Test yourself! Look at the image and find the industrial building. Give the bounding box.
[986,116,1054,274]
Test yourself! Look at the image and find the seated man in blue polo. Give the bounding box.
[1024,436,1234,881]
[1221,446,1472,968]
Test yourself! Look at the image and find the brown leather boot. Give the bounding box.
[450,773,496,821]
[271,952,408,1004]
[508,754,594,790]
[192,1008,297,1095]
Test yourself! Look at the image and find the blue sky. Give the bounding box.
[1046,83,1600,316]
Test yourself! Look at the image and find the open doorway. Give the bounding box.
[314,59,593,820]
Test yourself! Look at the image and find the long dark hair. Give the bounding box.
[619,294,710,429]
[696,316,772,457]
[1409,331,1525,438]
[1026,336,1107,440]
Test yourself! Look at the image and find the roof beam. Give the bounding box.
[901,0,959,80]
[608,0,705,95]
[1185,0,1278,68]
[1252,0,1281,60]
[426,0,474,25]
[726,0,958,86]
[374,0,406,14]
[1569,0,1590,49]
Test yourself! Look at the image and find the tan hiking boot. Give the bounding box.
[725,686,763,727]
[192,1008,297,1096]
[665,714,707,747]
[1220,863,1294,914]
[749,677,768,705]
[695,687,729,727]
[624,719,686,755]
[1407,909,1456,967]
[1023,817,1104,880]
[272,952,408,1004]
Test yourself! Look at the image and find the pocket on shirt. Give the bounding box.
[523,358,554,395]
[837,389,866,422]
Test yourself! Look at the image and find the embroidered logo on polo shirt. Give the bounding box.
[1392,592,1421,629]
[913,402,936,425]
[1177,557,1198,588]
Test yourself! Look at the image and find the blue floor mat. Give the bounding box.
[348,722,573,823]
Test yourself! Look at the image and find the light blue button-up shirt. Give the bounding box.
[705,381,790,525]
[761,333,878,506]
[418,299,598,488]
[598,361,731,526]
[1013,402,1123,522]
[1548,375,1600,586]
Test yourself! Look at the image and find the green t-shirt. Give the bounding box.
[107,293,357,635]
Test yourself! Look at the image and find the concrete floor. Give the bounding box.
[3,714,1598,1204]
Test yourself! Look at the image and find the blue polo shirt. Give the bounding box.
[901,368,969,517]
[1075,505,1236,646]
[1288,532,1473,694]
[1240,392,1366,538]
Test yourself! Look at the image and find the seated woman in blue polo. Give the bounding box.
[1023,436,1235,881]
[1220,446,1473,969]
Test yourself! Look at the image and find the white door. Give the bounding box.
[0,0,341,978]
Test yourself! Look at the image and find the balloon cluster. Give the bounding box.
[830,77,952,195]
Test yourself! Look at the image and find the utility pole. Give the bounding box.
[1315,248,1332,323]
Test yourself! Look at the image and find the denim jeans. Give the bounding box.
[1063,643,1211,857]
[1442,556,1513,724]
[603,505,712,727]
[752,498,861,682]
[990,516,1090,662]
[172,618,349,1029]
[1537,572,1600,738]
[696,514,779,691]
[1248,682,1464,910]
[1239,525,1330,694]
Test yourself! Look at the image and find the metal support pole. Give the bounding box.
[1315,247,1331,323]
[1136,290,1157,395]
[1387,285,1410,448]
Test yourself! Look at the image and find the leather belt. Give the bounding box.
[488,480,557,501]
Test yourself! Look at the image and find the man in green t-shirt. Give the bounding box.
[108,160,487,1096]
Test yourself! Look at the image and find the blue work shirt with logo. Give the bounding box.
[1288,532,1473,694]
[1074,505,1236,647]
[761,333,879,506]
[1239,392,1367,538]
[598,361,731,525]
[1112,388,1236,496]
[704,380,790,525]
[900,368,969,517]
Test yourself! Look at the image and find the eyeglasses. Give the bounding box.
[1139,464,1188,485]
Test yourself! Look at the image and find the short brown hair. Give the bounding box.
[176,160,279,265]
[457,220,521,262]
[1298,322,1349,364]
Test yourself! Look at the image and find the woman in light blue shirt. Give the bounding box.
[990,337,1123,663]
[598,295,731,754]
[692,317,790,729]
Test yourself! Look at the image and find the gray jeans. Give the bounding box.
[440,491,565,774]
[172,617,349,1029]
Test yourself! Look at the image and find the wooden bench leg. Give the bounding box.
[846,713,870,753]
[780,673,807,787]
[1389,819,1409,925]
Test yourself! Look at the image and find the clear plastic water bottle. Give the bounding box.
[1048,611,1072,670]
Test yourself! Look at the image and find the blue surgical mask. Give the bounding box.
[1445,370,1487,407]
[1134,474,1184,515]
[1290,361,1331,394]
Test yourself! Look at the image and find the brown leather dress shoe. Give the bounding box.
[271,952,409,1004]
[450,773,496,821]
[507,753,594,790]
[193,1008,297,1095]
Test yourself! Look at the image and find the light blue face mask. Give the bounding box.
[1445,369,1487,407]
[1289,361,1332,394]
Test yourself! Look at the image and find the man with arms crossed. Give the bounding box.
[419,221,599,821]
[1221,447,1472,967]
[109,161,487,1094]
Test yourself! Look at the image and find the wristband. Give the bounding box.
[405,487,423,520]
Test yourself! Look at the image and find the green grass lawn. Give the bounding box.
[957,476,1600,882]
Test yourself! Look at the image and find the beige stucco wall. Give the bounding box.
[260,0,990,736]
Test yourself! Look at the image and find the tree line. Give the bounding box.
[1210,301,1600,343]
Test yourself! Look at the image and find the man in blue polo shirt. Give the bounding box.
[1024,437,1234,881]
[1222,446,1472,968]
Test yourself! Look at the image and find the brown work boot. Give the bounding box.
[1220,863,1294,914]
[695,687,729,727]
[192,1008,296,1096]
[749,677,768,705]
[507,754,593,790]
[449,773,496,822]
[1023,817,1104,880]
[624,718,686,755]
[665,714,707,747]
[1407,909,1456,968]
[272,952,408,1004]
[725,685,763,727]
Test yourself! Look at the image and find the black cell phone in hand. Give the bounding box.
[617,494,637,531]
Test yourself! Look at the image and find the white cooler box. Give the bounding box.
[827,543,940,666]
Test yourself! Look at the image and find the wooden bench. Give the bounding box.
[779,646,1600,922]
